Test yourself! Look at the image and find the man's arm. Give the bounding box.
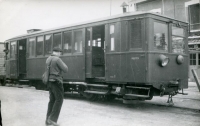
[57,58,68,73]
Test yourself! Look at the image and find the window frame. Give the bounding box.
[53,32,62,50]
[190,53,197,65]
[73,29,83,54]
[44,34,53,56]
[27,37,36,58]
[10,41,17,59]
[63,31,72,55]
[128,19,144,50]
[171,24,186,54]
[153,20,169,52]
[36,35,44,57]
[86,27,92,52]
[108,23,116,52]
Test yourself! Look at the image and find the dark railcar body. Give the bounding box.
[0,43,6,85]
[4,12,189,101]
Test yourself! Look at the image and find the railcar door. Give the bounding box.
[18,39,27,79]
[85,25,105,78]
[9,41,17,79]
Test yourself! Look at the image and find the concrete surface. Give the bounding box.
[0,82,200,126]
[146,82,200,111]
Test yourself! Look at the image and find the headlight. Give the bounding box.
[159,54,169,67]
[176,55,184,64]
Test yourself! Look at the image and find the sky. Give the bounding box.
[0,0,132,42]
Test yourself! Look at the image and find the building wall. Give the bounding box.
[136,0,190,22]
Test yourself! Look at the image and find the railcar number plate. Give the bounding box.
[115,87,121,93]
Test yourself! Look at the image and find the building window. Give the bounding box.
[10,41,17,59]
[74,30,83,53]
[45,35,52,55]
[37,36,44,56]
[189,4,200,31]
[172,25,185,53]
[154,22,168,52]
[198,54,200,65]
[129,20,142,49]
[190,54,196,65]
[28,38,36,57]
[63,31,72,54]
[53,33,62,48]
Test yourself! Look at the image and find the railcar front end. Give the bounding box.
[3,12,188,104]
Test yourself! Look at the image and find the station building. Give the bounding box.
[127,0,200,81]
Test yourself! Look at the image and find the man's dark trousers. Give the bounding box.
[46,81,64,123]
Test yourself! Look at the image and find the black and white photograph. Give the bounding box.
[0,0,200,126]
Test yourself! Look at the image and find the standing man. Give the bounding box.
[46,47,68,126]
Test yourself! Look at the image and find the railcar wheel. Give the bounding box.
[78,85,98,101]
[84,93,98,101]
[98,95,116,101]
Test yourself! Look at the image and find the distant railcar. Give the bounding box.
[4,12,189,103]
[0,42,6,86]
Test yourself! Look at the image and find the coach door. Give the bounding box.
[9,41,18,79]
[18,39,27,79]
[85,25,105,78]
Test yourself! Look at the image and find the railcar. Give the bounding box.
[4,12,188,103]
[0,43,6,86]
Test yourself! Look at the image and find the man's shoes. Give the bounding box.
[45,120,51,125]
[46,119,59,126]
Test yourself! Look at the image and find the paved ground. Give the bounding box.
[0,82,200,126]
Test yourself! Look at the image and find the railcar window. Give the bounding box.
[45,35,52,55]
[129,20,142,48]
[86,28,91,52]
[28,38,36,57]
[63,32,72,54]
[74,30,83,53]
[154,22,168,52]
[93,26,104,48]
[190,54,196,65]
[110,25,115,51]
[7,42,10,59]
[36,36,44,56]
[10,41,16,59]
[172,25,185,53]
[53,33,62,49]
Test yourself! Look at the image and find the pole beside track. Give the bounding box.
[191,69,200,92]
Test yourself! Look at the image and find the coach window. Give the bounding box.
[63,31,72,54]
[74,30,83,53]
[172,25,185,53]
[154,22,168,52]
[53,33,62,49]
[129,19,142,49]
[28,38,36,57]
[7,42,10,59]
[10,41,17,59]
[36,36,44,56]
[45,35,52,55]
[86,28,91,52]
[110,24,115,51]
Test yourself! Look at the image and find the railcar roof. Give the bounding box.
[5,11,188,42]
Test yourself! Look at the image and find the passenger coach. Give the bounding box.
[4,12,188,103]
